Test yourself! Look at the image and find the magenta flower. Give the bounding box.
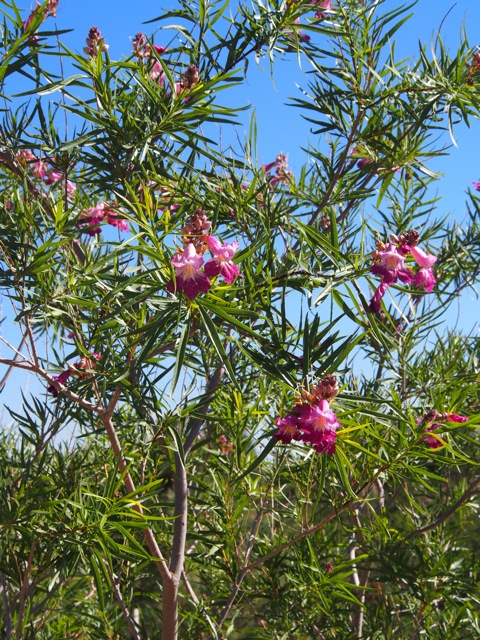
[78,203,106,235]
[204,236,240,284]
[166,243,211,300]
[369,281,389,314]
[299,399,340,455]
[424,424,443,449]
[409,245,437,269]
[107,213,129,232]
[218,434,234,455]
[45,169,63,185]
[412,267,436,293]
[47,370,71,397]
[370,244,414,284]
[446,414,468,423]
[274,413,302,444]
[357,157,371,169]
[473,181,480,191]
[66,180,76,197]
[369,243,413,312]
[313,0,332,19]
[408,245,437,293]
[33,159,47,179]
[420,411,468,449]
[150,61,165,86]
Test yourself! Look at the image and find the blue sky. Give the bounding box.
[1,0,479,419]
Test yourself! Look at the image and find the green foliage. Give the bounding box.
[0,0,479,638]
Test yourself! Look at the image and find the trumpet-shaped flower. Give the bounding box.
[409,245,437,269]
[166,243,211,299]
[274,413,302,444]
[204,236,240,284]
[412,267,436,293]
[370,243,414,284]
[47,370,71,397]
[369,243,413,312]
[299,399,340,455]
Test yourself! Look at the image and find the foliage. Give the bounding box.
[0,0,479,638]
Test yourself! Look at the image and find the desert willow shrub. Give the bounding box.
[0,0,479,638]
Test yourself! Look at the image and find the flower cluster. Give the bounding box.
[17,150,76,198]
[78,201,129,236]
[263,153,293,188]
[47,352,101,397]
[22,0,59,45]
[466,49,480,85]
[368,230,437,313]
[218,435,234,455]
[166,211,240,300]
[131,36,199,96]
[418,409,468,449]
[275,375,341,455]
[84,26,109,57]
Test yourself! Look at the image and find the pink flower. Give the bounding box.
[420,411,468,449]
[17,150,36,164]
[370,244,414,283]
[290,20,311,43]
[409,245,437,269]
[204,236,240,284]
[107,213,129,232]
[447,413,468,423]
[45,169,63,185]
[33,159,47,179]
[150,61,165,86]
[369,244,413,312]
[66,181,76,197]
[411,267,436,293]
[166,243,211,299]
[368,281,389,314]
[47,370,71,397]
[218,435,234,454]
[274,413,302,444]
[424,424,443,449]
[473,181,480,191]
[299,399,340,455]
[357,157,371,169]
[313,0,332,19]
[78,203,106,235]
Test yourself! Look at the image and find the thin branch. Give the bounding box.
[1,573,13,640]
[184,362,225,456]
[215,508,265,631]
[170,450,187,580]
[0,150,85,265]
[101,409,171,582]
[182,569,199,606]
[0,335,27,389]
[16,540,36,640]
[103,559,141,640]
[406,477,480,539]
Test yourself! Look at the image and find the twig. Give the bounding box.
[103,559,142,640]
[215,508,265,631]
[406,477,480,539]
[0,150,85,265]
[16,541,36,640]
[182,569,199,606]
[184,362,225,456]
[0,335,27,389]
[1,573,13,640]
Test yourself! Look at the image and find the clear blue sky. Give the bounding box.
[1,0,479,419]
